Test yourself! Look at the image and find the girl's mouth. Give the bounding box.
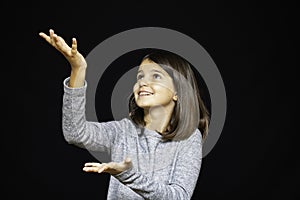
[138,91,154,96]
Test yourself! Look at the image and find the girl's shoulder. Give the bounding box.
[109,117,136,128]
[115,117,140,135]
[181,128,202,145]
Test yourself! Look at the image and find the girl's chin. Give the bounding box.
[136,104,151,109]
[137,104,166,110]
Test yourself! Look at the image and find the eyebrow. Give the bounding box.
[137,69,165,75]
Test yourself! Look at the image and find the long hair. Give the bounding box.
[129,50,210,141]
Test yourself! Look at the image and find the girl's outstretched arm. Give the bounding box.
[39,29,124,153]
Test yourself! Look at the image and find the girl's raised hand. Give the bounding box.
[83,158,132,175]
[39,29,87,71]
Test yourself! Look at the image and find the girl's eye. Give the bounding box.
[153,74,161,79]
[137,74,144,80]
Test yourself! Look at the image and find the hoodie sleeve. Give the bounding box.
[62,77,126,153]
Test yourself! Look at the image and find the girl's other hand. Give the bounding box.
[83,157,132,175]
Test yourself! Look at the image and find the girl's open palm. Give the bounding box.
[83,158,132,175]
[39,29,87,70]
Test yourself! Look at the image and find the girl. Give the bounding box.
[39,29,210,200]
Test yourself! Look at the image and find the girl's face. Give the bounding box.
[133,59,177,109]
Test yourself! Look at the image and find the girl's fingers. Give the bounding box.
[39,32,51,43]
[84,162,102,167]
[83,160,131,175]
[83,166,101,172]
[40,29,75,56]
[49,29,54,38]
[71,38,77,55]
[39,29,59,48]
[50,30,63,48]
[83,163,108,173]
[49,29,55,44]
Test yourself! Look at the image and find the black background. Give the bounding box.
[10,2,298,199]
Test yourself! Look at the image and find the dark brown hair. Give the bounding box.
[129,50,210,141]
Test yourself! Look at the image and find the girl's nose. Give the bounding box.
[138,78,148,87]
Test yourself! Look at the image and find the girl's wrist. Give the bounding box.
[69,67,86,88]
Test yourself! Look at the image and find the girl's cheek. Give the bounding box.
[153,82,174,91]
[133,83,139,92]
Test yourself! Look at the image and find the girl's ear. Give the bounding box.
[173,95,178,101]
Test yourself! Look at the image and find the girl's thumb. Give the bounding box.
[124,157,132,164]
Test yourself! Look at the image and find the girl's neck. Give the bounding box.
[143,104,174,134]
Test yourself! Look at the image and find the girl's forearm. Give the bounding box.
[69,67,87,88]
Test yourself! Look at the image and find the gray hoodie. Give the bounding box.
[62,77,202,200]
